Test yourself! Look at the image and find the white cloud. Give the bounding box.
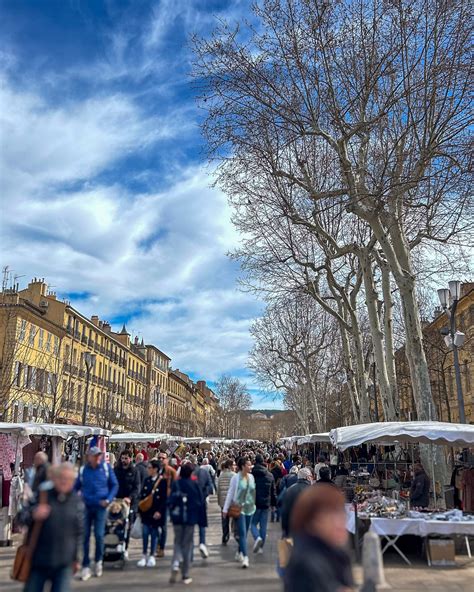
[0,2,265,392]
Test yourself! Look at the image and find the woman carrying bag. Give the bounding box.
[15,463,83,592]
[137,460,167,568]
[223,457,256,569]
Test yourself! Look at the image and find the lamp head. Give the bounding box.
[448,280,461,301]
[437,288,450,308]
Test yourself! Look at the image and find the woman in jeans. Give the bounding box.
[137,460,167,567]
[223,456,256,568]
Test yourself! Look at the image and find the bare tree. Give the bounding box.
[250,294,351,431]
[193,0,472,425]
[215,374,252,438]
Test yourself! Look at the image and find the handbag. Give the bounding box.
[138,476,162,513]
[228,476,250,519]
[228,503,242,519]
[276,538,293,578]
[11,491,47,583]
[130,515,143,539]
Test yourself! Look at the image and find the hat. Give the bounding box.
[88,446,102,456]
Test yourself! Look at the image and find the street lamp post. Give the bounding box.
[82,352,96,426]
[437,281,466,423]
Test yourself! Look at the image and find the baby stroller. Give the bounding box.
[103,499,130,568]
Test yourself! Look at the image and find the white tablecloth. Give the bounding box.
[369,517,474,537]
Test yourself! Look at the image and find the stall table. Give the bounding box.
[369,517,474,565]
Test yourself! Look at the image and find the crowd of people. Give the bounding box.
[15,441,432,592]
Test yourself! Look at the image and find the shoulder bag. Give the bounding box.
[228,476,250,519]
[11,490,48,583]
[138,476,162,513]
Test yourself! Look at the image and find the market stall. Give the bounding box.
[0,422,111,546]
[331,422,474,566]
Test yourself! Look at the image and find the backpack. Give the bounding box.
[169,481,188,525]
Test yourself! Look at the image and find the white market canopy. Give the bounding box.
[0,422,110,439]
[109,432,171,443]
[329,421,474,451]
[278,435,304,446]
[297,433,331,445]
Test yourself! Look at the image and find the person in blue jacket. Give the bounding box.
[75,447,118,581]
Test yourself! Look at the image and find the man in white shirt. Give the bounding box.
[314,455,328,481]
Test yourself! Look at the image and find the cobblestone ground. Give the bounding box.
[1,497,473,591]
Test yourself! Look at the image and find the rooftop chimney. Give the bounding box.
[91,315,99,326]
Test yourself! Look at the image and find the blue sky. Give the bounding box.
[0,0,280,409]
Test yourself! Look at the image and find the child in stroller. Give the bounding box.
[104,499,130,567]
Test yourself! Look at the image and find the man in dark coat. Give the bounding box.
[410,463,431,508]
[281,468,312,538]
[114,450,140,556]
[22,462,84,592]
[193,462,213,559]
[169,463,207,585]
[114,450,140,507]
[251,454,276,553]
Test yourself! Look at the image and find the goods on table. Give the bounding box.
[355,493,407,519]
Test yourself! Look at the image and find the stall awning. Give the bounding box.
[329,421,474,450]
[0,422,111,439]
[297,433,331,445]
[109,432,171,443]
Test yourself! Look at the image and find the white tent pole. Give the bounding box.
[428,404,437,508]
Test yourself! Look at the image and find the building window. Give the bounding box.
[14,361,22,387]
[39,329,44,349]
[46,332,52,352]
[54,336,60,355]
[28,325,36,346]
[26,366,34,389]
[18,319,27,342]
[36,369,44,393]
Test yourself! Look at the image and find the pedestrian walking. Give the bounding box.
[21,463,83,592]
[114,450,140,558]
[314,455,328,481]
[137,460,167,568]
[168,463,207,585]
[251,454,276,554]
[134,453,149,488]
[217,458,235,545]
[193,459,214,559]
[317,467,335,485]
[155,451,177,558]
[281,468,312,538]
[74,447,118,581]
[284,484,353,592]
[270,457,284,522]
[223,456,256,569]
[25,452,49,499]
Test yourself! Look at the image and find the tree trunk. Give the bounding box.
[359,249,397,420]
[338,320,360,422]
[399,282,436,421]
[379,259,400,416]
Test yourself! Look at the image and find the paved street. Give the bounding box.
[1,498,473,591]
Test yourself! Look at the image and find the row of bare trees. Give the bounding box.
[193,0,472,439]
